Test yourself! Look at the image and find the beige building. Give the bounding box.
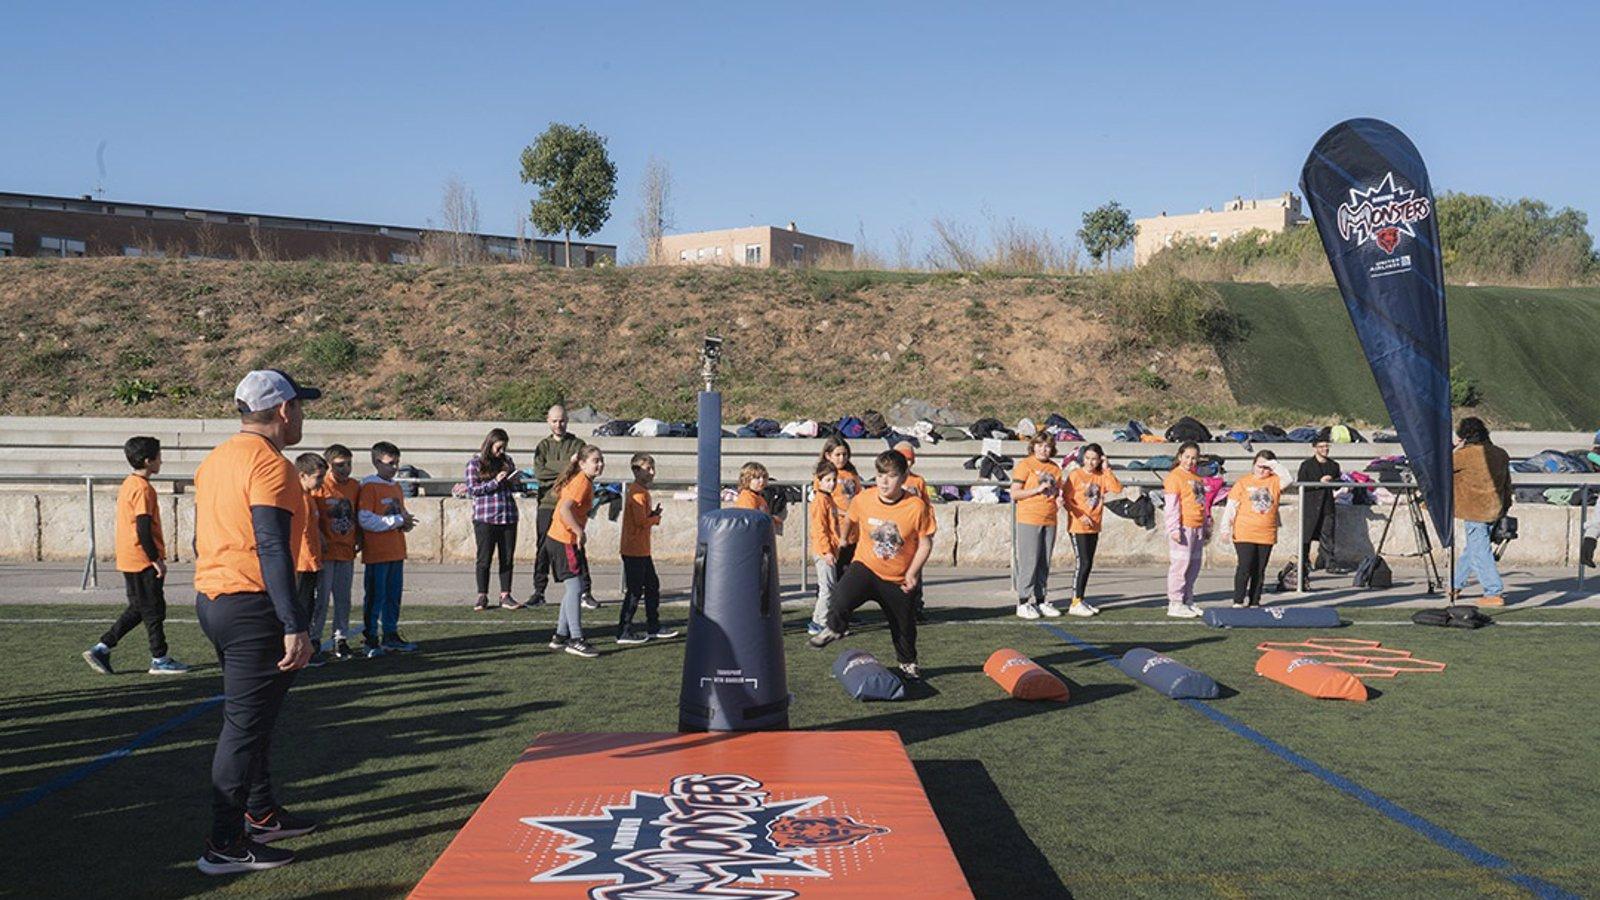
[656,223,852,268]
[1133,192,1307,265]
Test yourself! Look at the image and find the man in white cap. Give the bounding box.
[193,369,320,874]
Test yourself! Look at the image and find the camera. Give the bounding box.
[700,334,724,391]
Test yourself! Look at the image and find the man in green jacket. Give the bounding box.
[526,404,588,608]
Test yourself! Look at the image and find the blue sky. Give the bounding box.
[3,2,1596,260]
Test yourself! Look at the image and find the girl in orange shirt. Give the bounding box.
[819,436,862,564]
[1219,450,1291,608]
[1061,443,1122,617]
[1010,433,1063,618]
[734,461,783,534]
[1162,441,1208,618]
[546,445,604,658]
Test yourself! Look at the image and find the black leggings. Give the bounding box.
[827,562,918,665]
[474,521,518,594]
[1071,533,1099,599]
[1234,542,1273,606]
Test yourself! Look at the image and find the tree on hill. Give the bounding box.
[632,156,674,265]
[519,123,617,267]
[1079,201,1138,271]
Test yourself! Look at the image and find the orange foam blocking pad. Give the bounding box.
[410,731,973,899]
[984,648,1070,702]
[1255,649,1369,701]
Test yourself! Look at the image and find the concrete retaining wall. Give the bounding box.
[1,490,1586,570]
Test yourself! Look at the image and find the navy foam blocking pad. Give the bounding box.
[1117,648,1220,699]
[1202,606,1343,629]
[832,649,906,701]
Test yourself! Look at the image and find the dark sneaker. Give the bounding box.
[148,656,191,675]
[547,634,567,651]
[648,628,679,640]
[526,593,546,607]
[332,639,352,661]
[808,627,845,650]
[364,643,386,659]
[565,639,600,658]
[473,596,493,612]
[581,593,601,610]
[381,633,418,653]
[304,652,327,668]
[245,807,318,844]
[82,646,113,675]
[196,836,295,875]
[616,630,650,645]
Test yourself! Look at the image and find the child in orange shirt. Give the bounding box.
[617,453,677,645]
[733,461,784,534]
[1061,442,1122,616]
[312,444,360,660]
[1163,441,1209,618]
[546,445,604,658]
[820,436,862,566]
[293,453,329,665]
[84,436,189,675]
[1010,433,1064,618]
[1219,450,1292,608]
[893,441,929,501]
[359,441,418,657]
[807,460,842,636]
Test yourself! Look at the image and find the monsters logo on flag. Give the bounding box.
[522,772,890,899]
[1336,171,1433,254]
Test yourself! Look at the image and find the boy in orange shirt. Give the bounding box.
[808,450,936,680]
[83,436,190,675]
[293,453,329,666]
[807,460,842,636]
[312,444,360,660]
[617,453,678,645]
[358,441,417,657]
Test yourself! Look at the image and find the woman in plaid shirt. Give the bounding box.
[467,428,524,611]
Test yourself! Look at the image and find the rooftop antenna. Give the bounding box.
[94,140,109,199]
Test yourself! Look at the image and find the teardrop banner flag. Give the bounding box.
[1301,118,1453,545]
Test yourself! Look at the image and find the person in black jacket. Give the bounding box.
[1297,434,1341,585]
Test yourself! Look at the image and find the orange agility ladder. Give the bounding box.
[984,649,1070,702]
[1255,639,1446,678]
[1255,649,1369,701]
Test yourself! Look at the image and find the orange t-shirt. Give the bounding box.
[734,488,769,514]
[903,472,929,501]
[194,432,300,598]
[1228,473,1283,545]
[315,474,361,562]
[1011,456,1063,527]
[620,483,659,557]
[846,489,937,582]
[114,474,164,573]
[832,469,864,518]
[357,477,408,564]
[1065,467,1123,535]
[546,473,594,546]
[1163,468,1208,528]
[295,489,323,572]
[810,490,840,558]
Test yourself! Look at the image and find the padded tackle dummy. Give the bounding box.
[1203,606,1343,629]
[983,649,1069,702]
[1255,649,1368,701]
[678,509,790,731]
[832,649,906,701]
[1117,648,1220,699]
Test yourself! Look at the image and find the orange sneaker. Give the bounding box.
[1478,595,1505,607]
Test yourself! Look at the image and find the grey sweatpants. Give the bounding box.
[313,559,354,645]
[810,557,838,627]
[1013,522,1056,603]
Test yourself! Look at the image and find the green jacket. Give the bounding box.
[534,433,586,507]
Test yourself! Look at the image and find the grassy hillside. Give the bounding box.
[1,258,1594,430]
[1217,283,1600,430]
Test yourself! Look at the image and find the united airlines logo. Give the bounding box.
[522,772,889,899]
[1336,171,1432,254]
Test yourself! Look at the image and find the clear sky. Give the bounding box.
[3,2,1596,261]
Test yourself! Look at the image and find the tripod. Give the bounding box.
[1373,478,1443,595]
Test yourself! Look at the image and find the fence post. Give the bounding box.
[1296,482,1306,597]
[1580,484,1589,592]
[81,476,98,590]
[800,482,809,593]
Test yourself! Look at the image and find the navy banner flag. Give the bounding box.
[1301,118,1453,546]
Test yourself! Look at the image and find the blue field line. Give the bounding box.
[1039,623,1579,900]
[0,693,223,823]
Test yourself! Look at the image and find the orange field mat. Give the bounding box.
[410,731,973,899]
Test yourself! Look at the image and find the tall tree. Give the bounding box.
[1078,201,1138,271]
[632,157,674,265]
[519,123,618,267]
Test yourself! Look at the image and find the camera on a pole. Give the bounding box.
[700,334,724,392]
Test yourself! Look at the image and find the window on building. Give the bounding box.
[584,248,596,267]
[389,251,421,264]
[792,243,805,262]
[744,244,762,265]
[679,249,689,261]
[547,244,558,265]
[696,247,706,260]
[39,236,87,257]
[1208,231,1219,245]
[0,230,13,256]
[714,246,723,257]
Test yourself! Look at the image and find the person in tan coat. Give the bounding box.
[1451,417,1512,606]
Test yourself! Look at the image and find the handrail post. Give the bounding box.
[1580,484,1589,592]
[800,482,809,594]
[1296,482,1306,597]
[81,476,98,590]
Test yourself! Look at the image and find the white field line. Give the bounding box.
[2,617,1597,628]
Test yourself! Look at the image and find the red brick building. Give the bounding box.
[0,191,615,266]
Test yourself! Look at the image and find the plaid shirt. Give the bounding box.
[466,455,520,525]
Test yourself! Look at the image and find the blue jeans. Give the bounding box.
[1453,520,1503,596]
[362,560,405,642]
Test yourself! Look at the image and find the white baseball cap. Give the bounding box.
[234,369,322,413]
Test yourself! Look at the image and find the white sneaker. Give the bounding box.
[1167,603,1203,619]
[1038,601,1063,618]
[1016,602,1041,620]
[1067,602,1097,617]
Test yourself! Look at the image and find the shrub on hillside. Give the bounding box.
[1093,267,1245,347]
[489,377,566,421]
[303,332,359,370]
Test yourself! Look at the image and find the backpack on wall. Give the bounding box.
[1351,555,1393,589]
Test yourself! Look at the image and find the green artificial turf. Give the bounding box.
[2,603,1597,899]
